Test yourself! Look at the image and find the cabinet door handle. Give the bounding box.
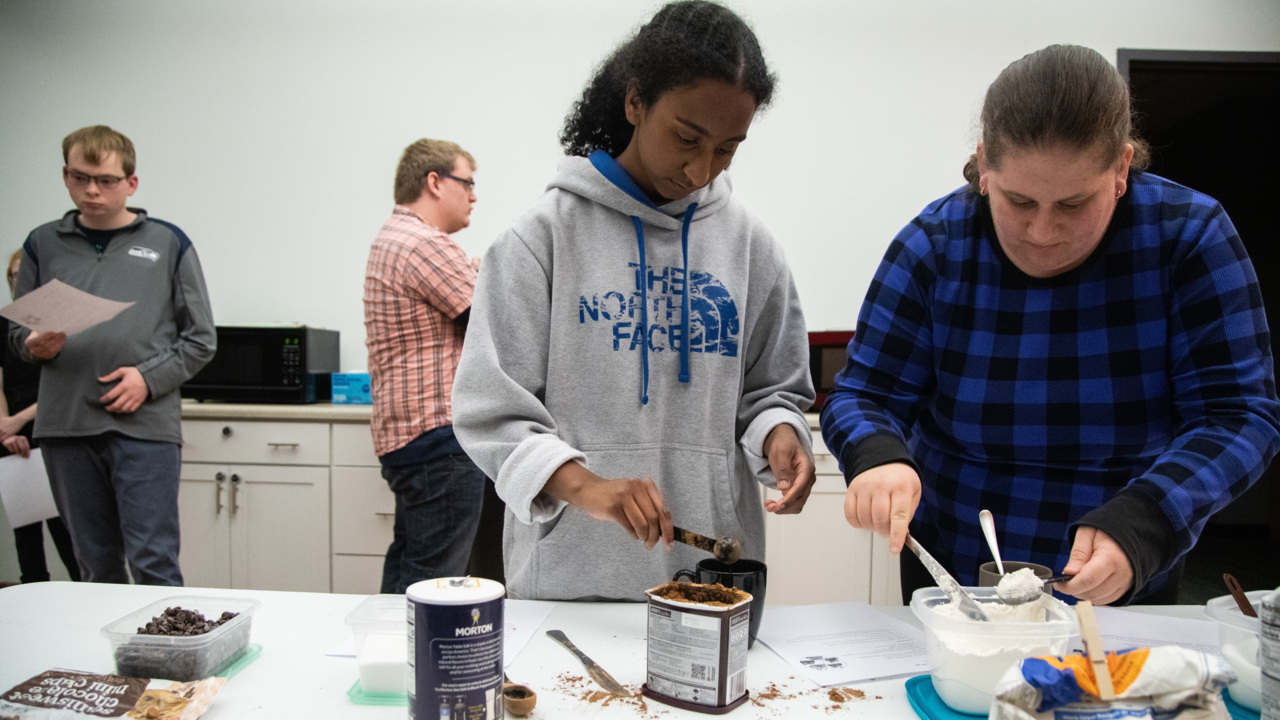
[267,442,300,449]
[374,512,395,517]
[230,474,241,515]
[222,426,233,437]
[215,472,226,514]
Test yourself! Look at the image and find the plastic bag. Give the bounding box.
[990,646,1236,720]
[0,668,225,719]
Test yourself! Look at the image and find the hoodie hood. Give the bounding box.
[550,151,734,404]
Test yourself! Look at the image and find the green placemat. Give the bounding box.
[219,643,262,679]
[348,680,408,706]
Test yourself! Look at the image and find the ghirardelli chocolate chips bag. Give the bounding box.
[0,669,225,719]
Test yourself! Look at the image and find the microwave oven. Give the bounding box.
[809,331,854,412]
[181,326,340,404]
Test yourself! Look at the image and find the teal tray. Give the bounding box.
[1223,687,1261,720]
[220,643,262,679]
[904,675,985,719]
[905,673,1260,720]
[347,681,408,706]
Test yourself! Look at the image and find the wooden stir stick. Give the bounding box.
[1075,600,1115,700]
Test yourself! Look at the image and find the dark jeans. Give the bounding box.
[380,452,486,594]
[13,517,80,583]
[42,435,183,586]
[899,547,1184,606]
[466,473,507,585]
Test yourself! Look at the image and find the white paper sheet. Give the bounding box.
[0,448,58,527]
[756,601,929,686]
[325,597,558,669]
[0,279,135,336]
[1066,606,1220,655]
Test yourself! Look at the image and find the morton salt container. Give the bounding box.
[407,577,505,720]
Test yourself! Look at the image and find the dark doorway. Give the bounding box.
[1119,49,1280,599]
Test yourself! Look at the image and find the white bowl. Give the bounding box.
[1204,589,1270,711]
[911,587,1077,714]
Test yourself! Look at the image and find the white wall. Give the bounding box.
[2,0,1278,371]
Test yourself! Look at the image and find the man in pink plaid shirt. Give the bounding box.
[363,138,500,593]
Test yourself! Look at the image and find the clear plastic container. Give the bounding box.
[345,594,409,697]
[911,586,1077,714]
[101,595,260,681]
[1205,589,1270,711]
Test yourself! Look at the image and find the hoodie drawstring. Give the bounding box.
[632,216,650,405]
[631,203,698,406]
[679,203,697,383]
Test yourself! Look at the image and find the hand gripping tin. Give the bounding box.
[407,578,505,720]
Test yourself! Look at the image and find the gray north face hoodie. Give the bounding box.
[452,152,813,600]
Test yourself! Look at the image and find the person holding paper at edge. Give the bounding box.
[8,125,216,585]
[1,249,79,584]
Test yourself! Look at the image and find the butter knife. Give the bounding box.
[905,535,990,622]
[546,629,631,697]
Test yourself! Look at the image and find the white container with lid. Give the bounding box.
[345,594,409,696]
[101,595,260,681]
[1205,589,1269,711]
[911,586,1077,714]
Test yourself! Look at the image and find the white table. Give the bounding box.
[0,582,1204,719]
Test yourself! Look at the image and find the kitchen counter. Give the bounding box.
[181,399,372,423]
[180,399,822,428]
[0,582,1204,719]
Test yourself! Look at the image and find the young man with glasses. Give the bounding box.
[363,138,503,593]
[8,125,216,585]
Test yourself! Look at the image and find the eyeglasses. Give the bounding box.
[64,168,128,190]
[438,171,476,193]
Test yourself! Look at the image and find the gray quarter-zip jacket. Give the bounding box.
[9,209,216,444]
[452,154,814,600]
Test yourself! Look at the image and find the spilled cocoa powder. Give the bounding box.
[550,671,881,716]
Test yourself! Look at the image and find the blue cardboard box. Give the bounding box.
[331,372,372,404]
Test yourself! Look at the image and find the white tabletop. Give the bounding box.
[0,582,1204,719]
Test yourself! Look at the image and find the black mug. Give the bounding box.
[673,558,767,649]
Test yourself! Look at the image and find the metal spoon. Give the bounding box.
[670,526,741,565]
[998,574,1075,605]
[978,510,1005,576]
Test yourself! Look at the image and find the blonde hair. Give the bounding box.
[62,125,137,177]
[393,139,475,205]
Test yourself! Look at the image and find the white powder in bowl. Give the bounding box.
[357,632,408,696]
[1220,637,1261,710]
[928,597,1064,714]
[996,568,1045,604]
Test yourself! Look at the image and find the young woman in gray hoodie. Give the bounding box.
[452,0,816,601]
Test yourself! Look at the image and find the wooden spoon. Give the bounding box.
[1224,573,1258,618]
[503,673,536,716]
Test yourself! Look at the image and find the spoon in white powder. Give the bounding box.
[997,568,1074,605]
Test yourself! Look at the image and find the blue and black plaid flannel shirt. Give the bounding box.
[821,171,1280,601]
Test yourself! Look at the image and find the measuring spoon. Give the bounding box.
[978,509,1005,576]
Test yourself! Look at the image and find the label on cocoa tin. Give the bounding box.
[646,601,749,707]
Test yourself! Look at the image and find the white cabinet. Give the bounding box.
[761,429,902,607]
[178,420,331,592]
[330,423,396,594]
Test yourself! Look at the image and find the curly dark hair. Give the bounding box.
[560,0,776,158]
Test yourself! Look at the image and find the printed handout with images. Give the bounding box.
[756,601,929,686]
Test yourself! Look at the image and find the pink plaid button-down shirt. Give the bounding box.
[363,206,477,456]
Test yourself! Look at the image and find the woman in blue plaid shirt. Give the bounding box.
[821,45,1280,606]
